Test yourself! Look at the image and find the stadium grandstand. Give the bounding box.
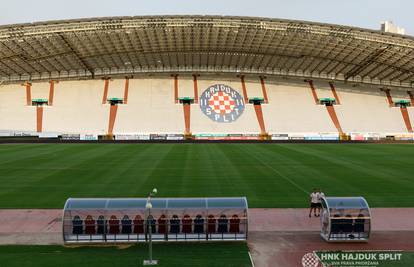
[0,15,413,141]
[2,14,414,267]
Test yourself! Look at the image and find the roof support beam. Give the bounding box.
[344,46,390,80]
[58,33,95,78]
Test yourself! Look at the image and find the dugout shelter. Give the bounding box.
[63,197,248,244]
[320,196,371,242]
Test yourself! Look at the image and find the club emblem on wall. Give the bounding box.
[199,84,245,123]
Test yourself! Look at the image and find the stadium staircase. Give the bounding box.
[23,81,56,133]
[259,77,269,104]
[105,78,130,138]
[306,80,344,134]
[175,75,196,139]
[381,89,413,133]
[408,91,414,105]
[400,106,413,133]
[244,76,270,139]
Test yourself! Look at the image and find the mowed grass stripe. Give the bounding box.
[0,243,251,267]
[0,144,413,208]
[274,144,414,206]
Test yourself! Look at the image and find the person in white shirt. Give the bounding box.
[309,188,319,218]
[316,189,325,217]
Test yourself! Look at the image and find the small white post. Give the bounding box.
[143,188,158,266]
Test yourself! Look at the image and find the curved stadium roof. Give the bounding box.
[0,15,413,88]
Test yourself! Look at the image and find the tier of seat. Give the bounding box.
[0,76,412,135]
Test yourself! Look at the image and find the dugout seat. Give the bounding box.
[218,214,228,233]
[147,215,156,234]
[109,215,120,235]
[72,215,83,235]
[331,214,341,234]
[133,215,144,234]
[229,215,240,233]
[84,215,96,235]
[354,214,365,233]
[194,215,204,234]
[182,214,192,234]
[121,215,132,234]
[170,215,180,234]
[207,215,216,233]
[158,215,167,234]
[343,214,354,233]
[97,215,106,234]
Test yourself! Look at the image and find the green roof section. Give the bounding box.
[319,97,336,102]
[32,98,48,103]
[249,97,264,101]
[178,97,194,101]
[107,97,123,101]
[395,99,411,104]
[248,97,265,105]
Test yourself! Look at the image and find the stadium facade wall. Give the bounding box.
[0,75,413,137]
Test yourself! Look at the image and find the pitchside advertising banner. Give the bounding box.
[115,134,151,140]
[194,134,259,140]
[150,134,168,140]
[166,134,184,140]
[80,134,98,141]
[302,251,411,267]
[61,134,81,140]
[271,134,289,140]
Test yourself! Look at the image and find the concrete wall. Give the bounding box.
[0,76,412,135]
[263,82,337,133]
[0,83,36,132]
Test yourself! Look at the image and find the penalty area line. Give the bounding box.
[248,251,255,267]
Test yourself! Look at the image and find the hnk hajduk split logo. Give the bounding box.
[199,84,245,123]
[302,251,404,267]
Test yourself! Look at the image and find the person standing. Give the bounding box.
[316,188,325,217]
[309,188,319,218]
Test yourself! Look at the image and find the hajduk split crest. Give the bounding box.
[199,84,245,123]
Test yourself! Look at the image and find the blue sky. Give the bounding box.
[1,0,412,35]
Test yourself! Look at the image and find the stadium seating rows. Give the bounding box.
[71,214,242,235]
[0,76,412,136]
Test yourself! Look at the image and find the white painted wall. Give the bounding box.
[263,82,337,133]
[0,83,36,132]
[0,77,411,135]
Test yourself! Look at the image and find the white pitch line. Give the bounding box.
[248,251,255,267]
[240,146,309,195]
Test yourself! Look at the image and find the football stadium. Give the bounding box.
[0,14,414,267]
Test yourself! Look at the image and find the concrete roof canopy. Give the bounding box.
[0,15,413,88]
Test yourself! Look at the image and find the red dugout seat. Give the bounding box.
[108,215,120,234]
[207,215,216,233]
[158,215,167,234]
[84,215,96,235]
[182,215,192,234]
[229,215,240,233]
[133,215,144,234]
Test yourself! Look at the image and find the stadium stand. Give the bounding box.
[0,76,413,137]
[0,16,413,140]
[43,80,109,134]
[333,86,408,134]
[116,78,183,134]
[262,81,337,133]
[0,83,36,132]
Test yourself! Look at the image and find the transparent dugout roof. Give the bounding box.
[64,197,248,211]
[324,197,369,210]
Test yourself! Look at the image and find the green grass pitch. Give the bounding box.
[0,143,413,208]
[0,243,251,267]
